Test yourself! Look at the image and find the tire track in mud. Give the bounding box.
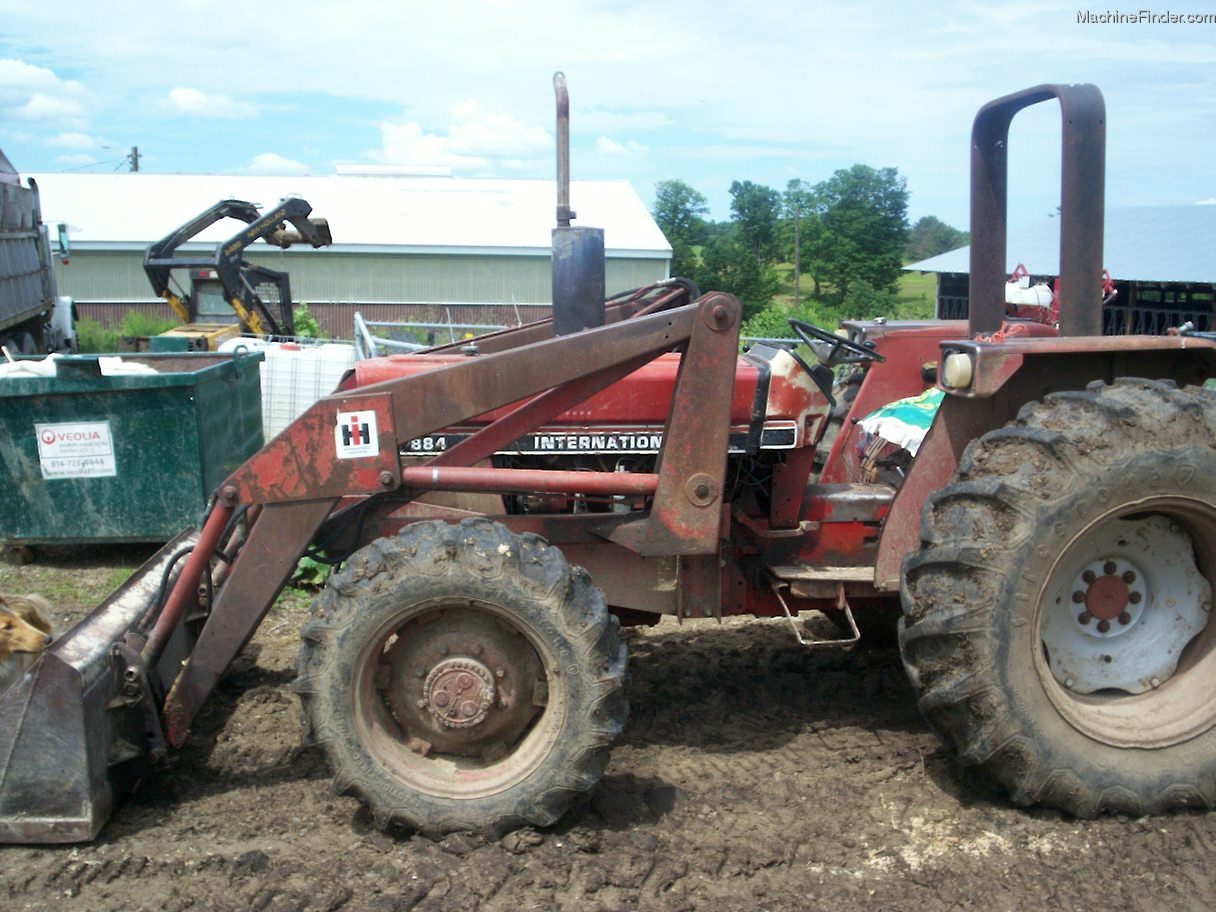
[5,586,1216,911]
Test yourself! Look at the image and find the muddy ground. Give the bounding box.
[3,545,1216,912]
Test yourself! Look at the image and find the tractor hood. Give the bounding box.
[348,346,826,456]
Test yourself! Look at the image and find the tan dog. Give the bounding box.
[0,594,56,693]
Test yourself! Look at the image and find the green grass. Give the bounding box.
[896,270,937,315]
[770,264,937,320]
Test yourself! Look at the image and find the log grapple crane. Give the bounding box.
[143,197,332,350]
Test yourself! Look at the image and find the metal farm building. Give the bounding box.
[907,205,1216,335]
[30,172,672,338]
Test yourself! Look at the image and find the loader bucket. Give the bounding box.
[0,532,198,843]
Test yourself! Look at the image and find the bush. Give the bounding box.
[74,317,120,353]
[840,280,902,322]
[293,302,323,339]
[741,298,857,342]
[742,301,813,341]
[120,310,177,338]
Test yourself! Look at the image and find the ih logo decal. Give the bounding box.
[335,410,379,459]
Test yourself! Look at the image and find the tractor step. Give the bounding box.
[768,577,861,649]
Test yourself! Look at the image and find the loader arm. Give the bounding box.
[157,292,741,746]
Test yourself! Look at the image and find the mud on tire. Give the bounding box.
[900,378,1216,817]
[293,518,628,836]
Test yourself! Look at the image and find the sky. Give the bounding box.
[1,1,1214,233]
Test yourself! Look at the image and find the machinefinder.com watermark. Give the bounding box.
[1077,9,1216,23]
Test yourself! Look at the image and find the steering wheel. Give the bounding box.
[788,318,885,365]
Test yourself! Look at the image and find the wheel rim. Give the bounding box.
[352,597,564,801]
[1036,497,1216,748]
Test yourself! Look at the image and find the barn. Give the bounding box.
[906,205,1216,334]
[30,171,672,338]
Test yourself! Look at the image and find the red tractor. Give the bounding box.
[4,82,1216,843]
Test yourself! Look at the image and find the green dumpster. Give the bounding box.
[0,351,264,544]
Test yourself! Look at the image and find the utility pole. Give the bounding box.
[785,179,810,310]
[128,146,140,172]
[792,202,801,309]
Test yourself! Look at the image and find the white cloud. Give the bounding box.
[53,153,97,166]
[0,58,91,126]
[373,121,487,170]
[45,131,98,149]
[163,87,257,119]
[447,100,549,157]
[368,99,550,174]
[245,152,310,175]
[595,136,647,158]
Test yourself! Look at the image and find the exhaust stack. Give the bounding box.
[550,72,605,335]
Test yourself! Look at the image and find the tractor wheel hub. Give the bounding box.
[1043,516,1208,694]
[1071,558,1145,630]
[423,658,496,729]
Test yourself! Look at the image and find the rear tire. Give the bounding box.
[900,379,1216,816]
[294,518,627,836]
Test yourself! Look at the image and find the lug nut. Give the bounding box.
[1072,591,1086,604]
[1082,570,1096,584]
[1122,570,1136,584]
[1097,620,1111,634]
[1104,561,1118,576]
[1077,611,1092,625]
[1118,611,1132,626]
[1129,592,1142,605]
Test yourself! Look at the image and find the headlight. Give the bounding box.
[942,352,974,389]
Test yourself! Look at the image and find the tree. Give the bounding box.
[652,179,709,278]
[729,180,782,269]
[693,230,781,322]
[782,179,816,306]
[810,164,909,301]
[905,215,968,262]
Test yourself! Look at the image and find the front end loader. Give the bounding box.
[5,79,1216,843]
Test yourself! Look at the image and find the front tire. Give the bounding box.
[900,379,1216,816]
[294,518,627,835]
